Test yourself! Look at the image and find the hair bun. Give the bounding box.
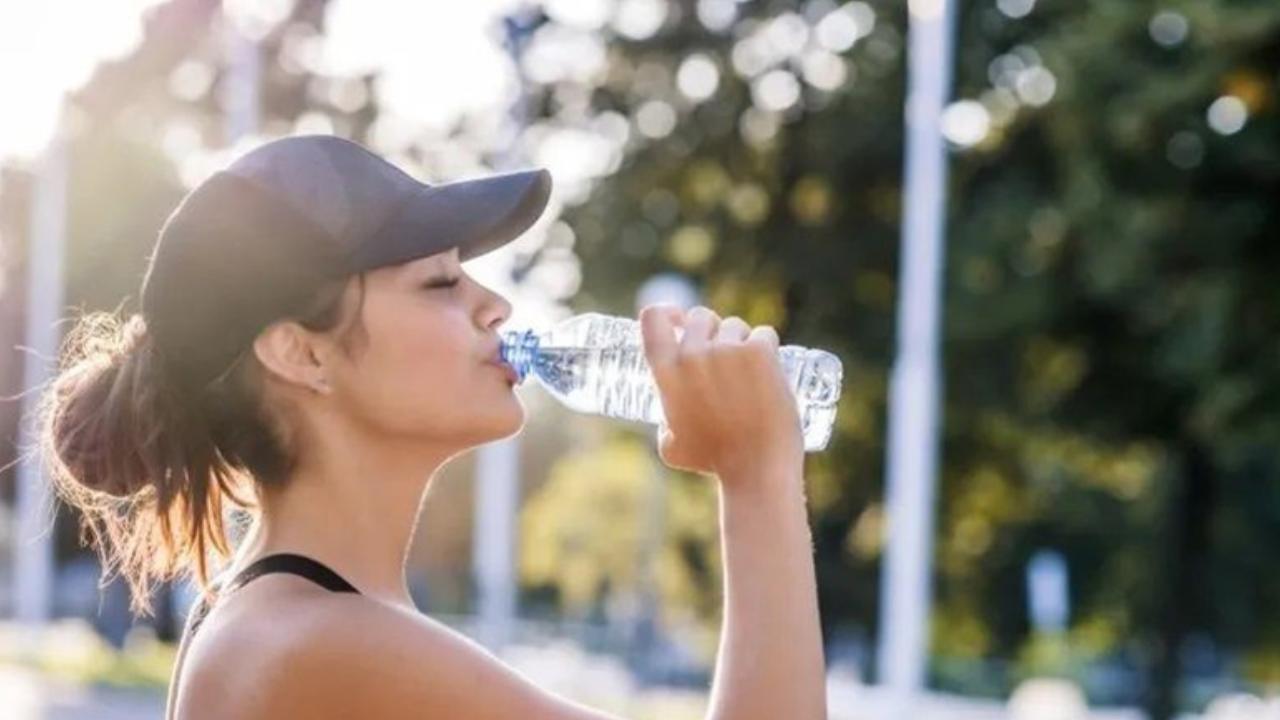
[39,311,163,500]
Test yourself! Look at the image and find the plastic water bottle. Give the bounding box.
[499,312,843,451]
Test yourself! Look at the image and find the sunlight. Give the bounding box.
[0,0,167,160]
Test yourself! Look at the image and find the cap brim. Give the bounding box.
[351,167,553,270]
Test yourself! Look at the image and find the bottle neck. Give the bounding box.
[499,329,540,384]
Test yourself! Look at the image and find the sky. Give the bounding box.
[0,0,533,160]
[0,0,171,160]
[0,0,607,331]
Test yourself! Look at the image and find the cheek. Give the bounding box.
[349,318,487,431]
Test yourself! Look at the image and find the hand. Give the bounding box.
[639,304,804,484]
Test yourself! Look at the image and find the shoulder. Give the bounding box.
[189,583,616,720]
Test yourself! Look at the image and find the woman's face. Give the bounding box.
[316,247,523,452]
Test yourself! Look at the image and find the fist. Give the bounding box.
[639,304,804,482]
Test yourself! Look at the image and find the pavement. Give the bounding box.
[0,654,1226,720]
[0,665,164,720]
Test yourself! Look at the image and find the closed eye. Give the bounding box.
[424,276,462,290]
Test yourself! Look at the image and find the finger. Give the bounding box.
[640,304,683,370]
[681,306,721,354]
[715,316,751,344]
[746,324,780,353]
[640,303,685,328]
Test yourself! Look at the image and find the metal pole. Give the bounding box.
[222,6,261,144]
[631,273,698,678]
[876,0,956,715]
[14,104,69,626]
[473,434,520,651]
[471,6,540,653]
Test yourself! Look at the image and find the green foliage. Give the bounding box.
[521,434,722,633]
[520,0,1280,710]
[0,620,173,692]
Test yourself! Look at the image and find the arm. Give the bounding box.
[253,478,824,720]
[256,304,828,720]
[707,463,826,720]
[638,304,828,720]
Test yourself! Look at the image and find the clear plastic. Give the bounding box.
[499,312,843,451]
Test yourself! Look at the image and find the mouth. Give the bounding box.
[488,359,520,385]
[484,339,520,384]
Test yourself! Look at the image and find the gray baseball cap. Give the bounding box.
[140,134,552,389]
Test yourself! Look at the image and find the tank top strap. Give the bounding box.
[184,553,361,640]
[220,553,362,595]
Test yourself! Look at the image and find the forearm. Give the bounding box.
[705,462,827,720]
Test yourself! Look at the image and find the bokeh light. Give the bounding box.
[696,0,738,33]
[1207,95,1248,135]
[676,54,721,102]
[635,100,678,138]
[997,0,1037,20]
[612,0,669,40]
[1149,11,1190,48]
[752,70,802,112]
[1015,66,1057,107]
[942,100,992,148]
[801,50,850,92]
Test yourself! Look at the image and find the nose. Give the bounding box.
[478,284,513,332]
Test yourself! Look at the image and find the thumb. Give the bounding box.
[655,421,687,472]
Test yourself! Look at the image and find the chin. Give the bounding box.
[473,400,527,444]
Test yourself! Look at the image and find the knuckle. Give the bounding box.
[706,340,733,356]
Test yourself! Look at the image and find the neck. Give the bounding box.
[229,431,458,610]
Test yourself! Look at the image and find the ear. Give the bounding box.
[252,320,331,392]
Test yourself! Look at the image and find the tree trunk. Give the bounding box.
[1145,439,1212,720]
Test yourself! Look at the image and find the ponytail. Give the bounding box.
[35,311,253,617]
[33,272,367,618]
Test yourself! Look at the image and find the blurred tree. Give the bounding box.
[514,0,908,681]
[947,2,1280,717]
[521,435,721,632]
[515,0,1280,716]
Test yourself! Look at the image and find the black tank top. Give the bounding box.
[185,553,361,640]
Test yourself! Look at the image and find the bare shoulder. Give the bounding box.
[179,579,623,720]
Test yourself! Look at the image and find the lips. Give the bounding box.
[489,359,519,384]
[484,339,518,383]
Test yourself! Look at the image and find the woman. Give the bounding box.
[37,135,825,719]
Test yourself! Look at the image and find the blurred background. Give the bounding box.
[0,1,1278,719]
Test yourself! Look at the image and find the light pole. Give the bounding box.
[631,273,699,680]
[13,103,68,627]
[471,3,545,654]
[876,0,957,716]
[221,1,262,145]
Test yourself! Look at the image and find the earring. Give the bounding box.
[312,377,330,394]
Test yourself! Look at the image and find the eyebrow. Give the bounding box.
[401,253,456,275]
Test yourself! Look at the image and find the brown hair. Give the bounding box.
[30,272,370,617]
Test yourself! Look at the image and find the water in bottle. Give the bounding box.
[498,312,843,451]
